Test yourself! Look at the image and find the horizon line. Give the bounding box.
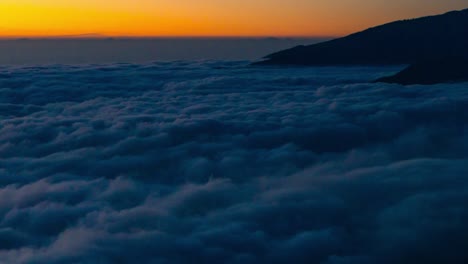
[0,34,338,40]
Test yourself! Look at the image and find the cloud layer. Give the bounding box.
[0,61,467,263]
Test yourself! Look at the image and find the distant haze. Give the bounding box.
[0,38,327,65]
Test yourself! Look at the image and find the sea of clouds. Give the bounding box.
[0,61,467,263]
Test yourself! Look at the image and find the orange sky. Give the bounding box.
[0,0,466,37]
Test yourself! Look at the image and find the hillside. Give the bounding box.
[256,9,468,65]
[375,57,468,85]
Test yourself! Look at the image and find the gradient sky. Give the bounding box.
[1,0,467,37]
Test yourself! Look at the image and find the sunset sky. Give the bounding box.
[0,0,466,37]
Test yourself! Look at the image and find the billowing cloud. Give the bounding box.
[0,62,467,263]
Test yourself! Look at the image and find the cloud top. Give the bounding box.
[0,62,467,263]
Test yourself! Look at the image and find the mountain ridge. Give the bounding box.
[255,9,468,66]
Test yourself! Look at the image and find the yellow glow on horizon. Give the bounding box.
[0,0,466,37]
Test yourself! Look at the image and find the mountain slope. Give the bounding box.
[375,57,468,85]
[256,9,468,66]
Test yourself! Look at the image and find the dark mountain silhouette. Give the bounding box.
[375,57,468,85]
[255,9,468,66]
